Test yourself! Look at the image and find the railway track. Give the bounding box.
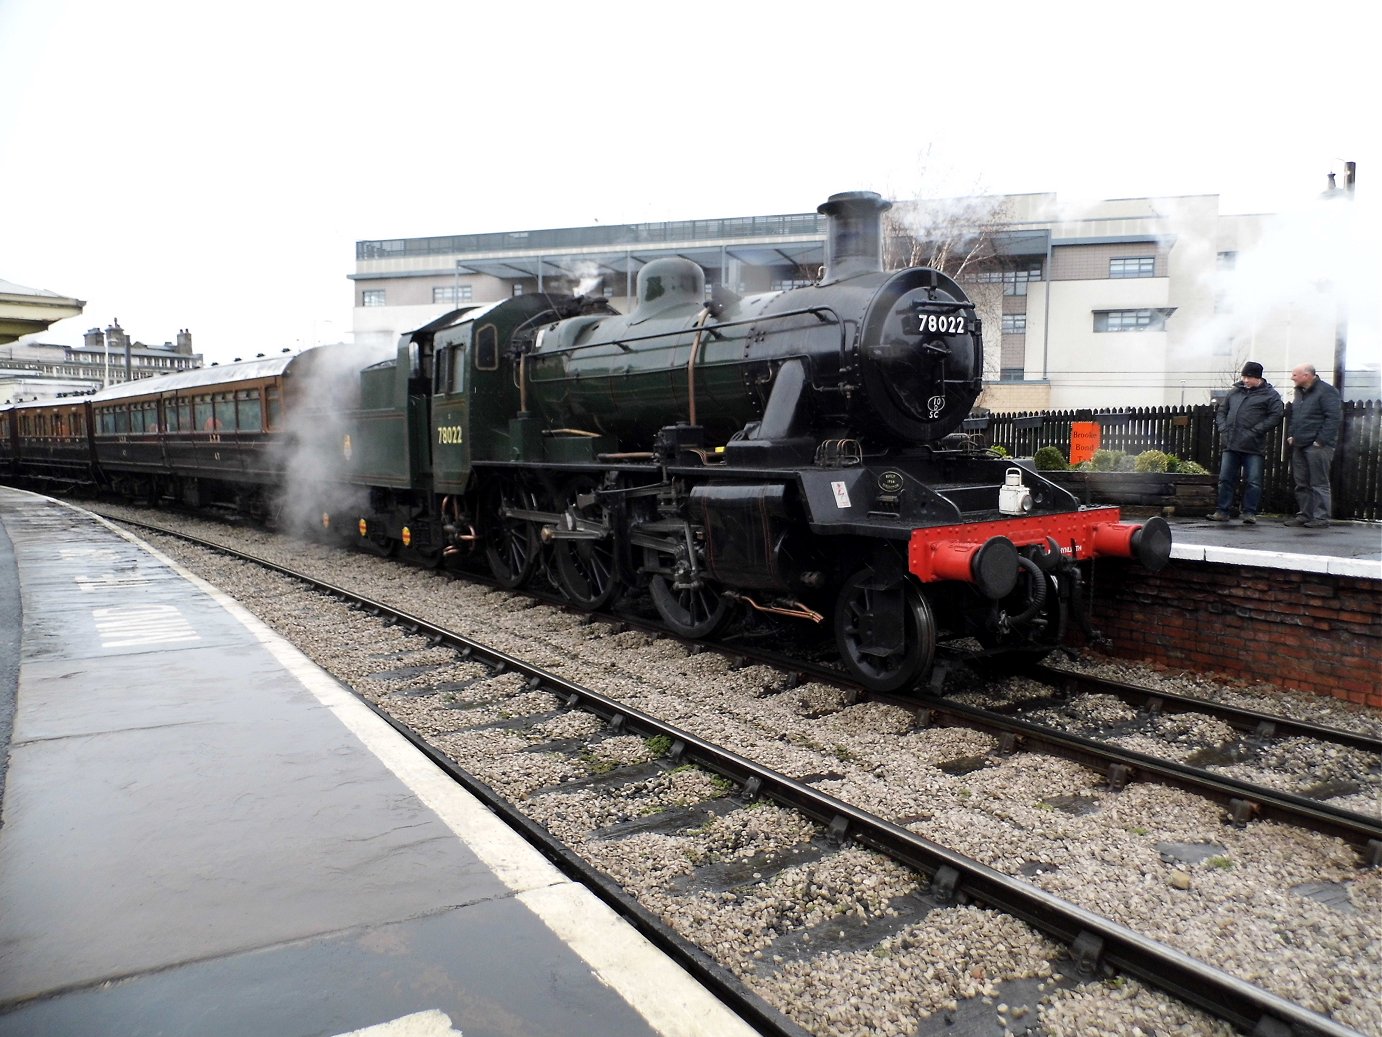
[107,510,1376,1036]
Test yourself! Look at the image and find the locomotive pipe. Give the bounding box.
[687,307,711,426]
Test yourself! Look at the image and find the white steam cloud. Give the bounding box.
[271,341,394,536]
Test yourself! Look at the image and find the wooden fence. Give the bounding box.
[971,400,1381,521]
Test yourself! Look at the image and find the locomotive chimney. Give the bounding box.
[817,190,892,282]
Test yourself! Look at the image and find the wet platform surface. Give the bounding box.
[1163,514,1381,578]
[0,488,759,1037]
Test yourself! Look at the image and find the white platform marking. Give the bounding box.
[332,1010,462,1037]
[93,603,201,648]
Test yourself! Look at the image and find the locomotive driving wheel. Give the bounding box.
[834,569,936,694]
[481,477,539,589]
[642,543,731,639]
[552,475,619,610]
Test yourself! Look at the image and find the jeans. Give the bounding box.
[1291,444,1335,520]
[1217,449,1264,516]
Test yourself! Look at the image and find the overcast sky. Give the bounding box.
[1,0,1377,366]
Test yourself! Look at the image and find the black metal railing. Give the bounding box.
[357,212,827,260]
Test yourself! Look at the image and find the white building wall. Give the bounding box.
[1043,278,1173,409]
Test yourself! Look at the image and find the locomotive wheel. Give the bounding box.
[360,530,397,558]
[404,543,444,570]
[834,570,936,694]
[643,546,731,639]
[482,478,540,589]
[552,476,619,611]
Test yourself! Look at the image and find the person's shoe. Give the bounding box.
[1241,515,1257,524]
[1283,515,1309,526]
[1304,519,1330,528]
[1207,511,1231,522]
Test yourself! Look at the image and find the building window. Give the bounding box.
[362,289,386,307]
[1001,314,1027,334]
[1094,308,1169,332]
[512,284,524,296]
[974,260,1043,296]
[1109,257,1155,278]
[1000,367,1024,381]
[434,285,473,304]
[1217,251,1237,269]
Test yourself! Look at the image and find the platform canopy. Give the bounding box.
[0,279,85,345]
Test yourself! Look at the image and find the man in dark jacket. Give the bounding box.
[1284,363,1343,528]
[1210,361,1284,524]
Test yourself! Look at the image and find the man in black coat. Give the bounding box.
[1284,363,1343,528]
[1210,361,1284,524]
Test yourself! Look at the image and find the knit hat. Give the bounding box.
[1241,361,1264,378]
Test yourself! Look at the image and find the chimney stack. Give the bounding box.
[816,191,892,283]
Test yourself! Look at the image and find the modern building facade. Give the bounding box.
[352,192,1364,410]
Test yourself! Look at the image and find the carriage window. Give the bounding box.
[114,407,130,434]
[265,386,281,429]
[177,399,192,431]
[212,392,232,430]
[475,324,498,371]
[194,395,214,430]
[236,389,262,431]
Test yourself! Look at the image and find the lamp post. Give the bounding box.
[1329,161,1355,397]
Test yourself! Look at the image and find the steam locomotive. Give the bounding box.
[0,191,1170,691]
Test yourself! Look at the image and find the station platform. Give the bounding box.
[0,488,760,1037]
[1162,513,1382,579]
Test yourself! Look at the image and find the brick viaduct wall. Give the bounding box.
[1085,559,1382,710]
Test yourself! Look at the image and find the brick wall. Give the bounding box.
[1084,559,1382,709]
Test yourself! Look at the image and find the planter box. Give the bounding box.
[1040,471,1217,515]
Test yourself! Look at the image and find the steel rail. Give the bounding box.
[1025,664,1382,755]
[117,517,1366,1037]
[880,694,1382,864]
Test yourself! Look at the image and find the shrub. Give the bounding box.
[1090,449,1125,472]
[988,444,1010,458]
[1033,446,1068,471]
[1174,459,1210,475]
[1134,450,1172,472]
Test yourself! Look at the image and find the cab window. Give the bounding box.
[475,324,498,371]
[436,344,468,393]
